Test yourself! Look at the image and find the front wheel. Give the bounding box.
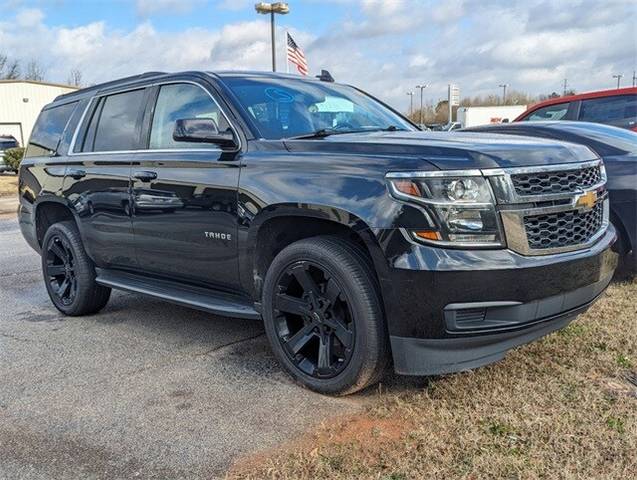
[262,236,389,395]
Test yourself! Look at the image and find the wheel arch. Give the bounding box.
[33,197,79,248]
[241,203,388,303]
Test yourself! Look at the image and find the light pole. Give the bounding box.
[415,84,429,126]
[612,74,623,89]
[406,91,414,117]
[498,84,508,104]
[255,2,289,72]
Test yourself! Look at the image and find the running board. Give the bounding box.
[95,269,261,320]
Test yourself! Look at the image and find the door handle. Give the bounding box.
[133,171,157,182]
[67,168,86,179]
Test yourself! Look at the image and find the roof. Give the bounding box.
[0,79,79,90]
[52,70,331,104]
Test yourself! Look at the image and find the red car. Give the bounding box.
[515,87,637,132]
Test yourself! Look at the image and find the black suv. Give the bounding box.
[19,71,617,395]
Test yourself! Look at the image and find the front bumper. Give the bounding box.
[374,226,617,375]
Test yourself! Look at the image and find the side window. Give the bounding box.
[523,103,569,121]
[25,102,78,158]
[579,95,637,129]
[86,89,145,152]
[149,83,230,150]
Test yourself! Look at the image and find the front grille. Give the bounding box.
[524,200,604,250]
[511,165,602,196]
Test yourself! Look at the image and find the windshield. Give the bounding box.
[221,76,415,140]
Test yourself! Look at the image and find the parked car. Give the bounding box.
[0,135,19,172]
[19,71,617,395]
[462,121,637,270]
[515,87,637,131]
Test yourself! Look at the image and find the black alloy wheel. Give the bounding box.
[45,234,78,306]
[273,260,355,379]
[41,221,111,316]
[262,236,389,395]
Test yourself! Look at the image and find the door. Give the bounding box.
[131,82,242,291]
[63,88,148,269]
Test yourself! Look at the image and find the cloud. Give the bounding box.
[135,0,202,16]
[0,0,634,114]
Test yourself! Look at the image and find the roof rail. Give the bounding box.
[54,71,167,102]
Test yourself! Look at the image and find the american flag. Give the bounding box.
[286,33,309,76]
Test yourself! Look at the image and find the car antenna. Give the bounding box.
[316,70,335,82]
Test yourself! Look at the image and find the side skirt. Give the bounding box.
[95,268,261,320]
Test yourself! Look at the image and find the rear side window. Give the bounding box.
[522,103,569,121]
[83,89,145,152]
[579,95,637,129]
[149,83,230,150]
[25,102,77,157]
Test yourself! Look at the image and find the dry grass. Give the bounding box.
[0,174,18,197]
[228,278,637,480]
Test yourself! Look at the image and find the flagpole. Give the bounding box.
[285,30,290,74]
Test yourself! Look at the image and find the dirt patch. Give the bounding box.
[227,278,637,480]
[0,174,18,197]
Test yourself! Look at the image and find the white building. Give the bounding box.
[0,80,78,146]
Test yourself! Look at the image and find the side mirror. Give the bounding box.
[173,118,237,148]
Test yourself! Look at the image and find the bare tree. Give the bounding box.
[24,60,46,81]
[0,53,21,79]
[67,69,83,87]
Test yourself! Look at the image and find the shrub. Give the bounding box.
[3,147,25,171]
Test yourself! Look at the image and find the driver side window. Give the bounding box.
[149,83,230,149]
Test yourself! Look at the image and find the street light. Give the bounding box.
[255,2,289,72]
[499,83,509,104]
[415,84,429,126]
[406,91,414,117]
[612,74,623,89]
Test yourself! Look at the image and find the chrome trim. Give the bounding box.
[386,169,483,178]
[67,80,242,156]
[386,180,494,207]
[483,159,606,205]
[387,159,608,255]
[399,228,504,249]
[501,196,609,256]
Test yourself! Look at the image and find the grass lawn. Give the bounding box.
[229,277,636,479]
[0,174,18,197]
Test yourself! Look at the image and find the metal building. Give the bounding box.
[0,80,78,146]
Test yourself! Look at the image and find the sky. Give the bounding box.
[0,0,635,112]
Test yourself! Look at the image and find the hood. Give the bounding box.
[283,131,598,170]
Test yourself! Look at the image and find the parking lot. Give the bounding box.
[0,216,366,479]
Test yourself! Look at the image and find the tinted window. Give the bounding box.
[523,103,569,121]
[222,76,414,139]
[90,89,145,152]
[0,139,18,149]
[579,95,637,129]
[25,102,77,157]
[149,83,230,149]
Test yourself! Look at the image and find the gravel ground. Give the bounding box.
[0,216,362,479]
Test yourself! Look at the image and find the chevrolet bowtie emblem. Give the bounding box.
[575,190,598,210]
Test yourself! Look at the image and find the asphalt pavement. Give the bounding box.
[0,216,363,479]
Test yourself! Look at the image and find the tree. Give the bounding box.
[0,53,20,79]
[67,69,83,87]
[24,60,46,81]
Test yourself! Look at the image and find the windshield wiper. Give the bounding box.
[288,126,407,140]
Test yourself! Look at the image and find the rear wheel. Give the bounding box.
[42,221,111,316]
[262,236,389,395]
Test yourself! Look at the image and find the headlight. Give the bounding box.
[387,170,503,247]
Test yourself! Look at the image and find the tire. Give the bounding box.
[41,220,111,316]
[262,236,389,395]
